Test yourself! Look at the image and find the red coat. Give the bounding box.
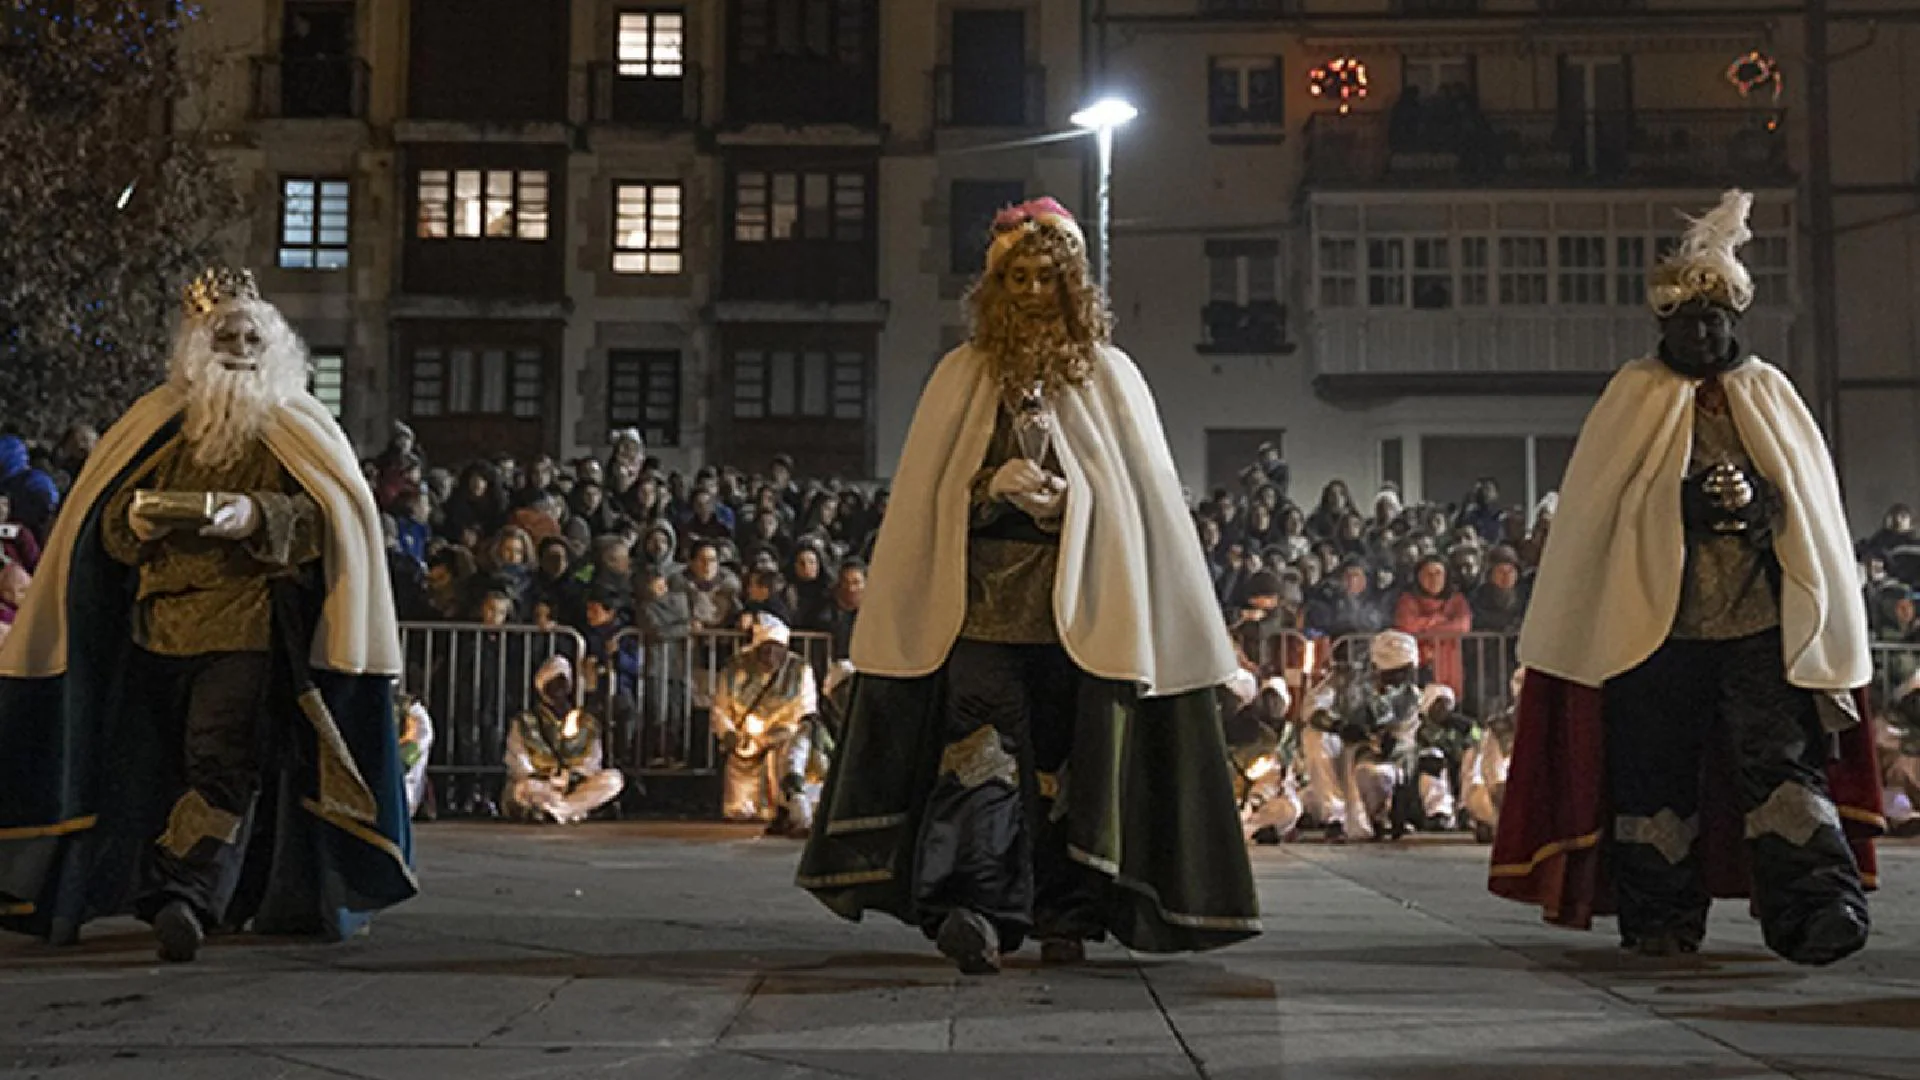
[1393,590,1472,699]
[1488,671,1884,929]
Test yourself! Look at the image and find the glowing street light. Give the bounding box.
[1070,97,1138,290]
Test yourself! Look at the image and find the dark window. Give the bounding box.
[416,169,549,242]
[279,0,357,118]
[950,180,1024,274]
[948,9,1027,127]
[733,170,869,243]
[736,0,867,64]
[278,177,350,270]
[1208,57,1283,127]
[608,350,682,447]
[732,349,866,420]
[410,346,544,416]
[617,9,685,77]
[613,182,684,274]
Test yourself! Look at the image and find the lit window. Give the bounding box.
[417,169,550,243]
[618,10,685,78]
[309,351,346,418]
[613,182,684,274]
[417,171,449,238]
[279,177,350,270]
[517,172,549,240]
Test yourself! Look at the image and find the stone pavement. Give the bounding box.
[2,823,1917,1079]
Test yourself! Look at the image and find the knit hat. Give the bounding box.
[1370,630,1419,672]
[750,613,791,649]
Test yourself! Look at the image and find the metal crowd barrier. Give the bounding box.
[590,627,836,777]
[1264,630,1520,721]
[1871,642,1920,712]
[396,622,587,797]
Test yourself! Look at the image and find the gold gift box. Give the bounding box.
[132,490,217,525]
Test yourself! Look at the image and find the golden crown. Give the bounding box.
[180,266,261,318]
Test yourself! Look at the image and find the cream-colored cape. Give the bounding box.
[1518,356,1868,691]
[0,385,403,678]
[852,343,1237,698]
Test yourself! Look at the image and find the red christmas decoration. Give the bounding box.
[1309,57,1370,115]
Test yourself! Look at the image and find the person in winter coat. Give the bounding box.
[0,436,58,545]
[1393,555,1473,701]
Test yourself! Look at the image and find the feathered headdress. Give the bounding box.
[984,196,1087,273]
[1646,189,1755,316]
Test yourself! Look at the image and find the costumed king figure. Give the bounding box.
[0,268,415,961]
[503,656,624,825]
[1490,191,1883,965]
[713,614,819,828]
[797,197,1260,974]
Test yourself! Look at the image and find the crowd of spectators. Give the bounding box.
[1202,443,1546,716]
[8,418,1920,761]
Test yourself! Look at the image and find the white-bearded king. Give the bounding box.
[797,198,1259,973]
[0,268,414,962]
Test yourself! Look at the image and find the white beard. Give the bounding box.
[169,301,310,472]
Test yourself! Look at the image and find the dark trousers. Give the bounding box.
[134,649,272,925]
[913,639,1104,949]
[1603,630,1868,962]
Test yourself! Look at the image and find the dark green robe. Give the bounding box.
[796,668,1261,953]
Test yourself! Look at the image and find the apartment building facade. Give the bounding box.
[181,0,1088,478]
[1094,0,1920,528]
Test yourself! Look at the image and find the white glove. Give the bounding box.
[127,501,170,543]
[199,493,260,540]
[1010,477,1067,521]
[987,459,1048,501]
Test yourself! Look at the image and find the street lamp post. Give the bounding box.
[1069,97,1138,291]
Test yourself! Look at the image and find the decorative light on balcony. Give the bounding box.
[1309,58,1370,115]
[1727,50,1783,130]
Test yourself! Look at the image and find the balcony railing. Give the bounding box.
[933,65,1046,129]
[585,61,702,127]
[1310,307,1793,382]
[1199,0,1296,15]
[726,58,879,127]
[1539,0,1645,13]
[1303,108,1789,189]
[1199,301,1296,355]
[250,55,368,121]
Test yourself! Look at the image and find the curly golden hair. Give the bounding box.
[964,226,1112,401]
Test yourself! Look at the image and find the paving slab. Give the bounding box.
[1,824,1915,1079]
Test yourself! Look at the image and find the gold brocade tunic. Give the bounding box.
[958,407,1061,645]
[101,436,324,656]
[1671,389,1781,641]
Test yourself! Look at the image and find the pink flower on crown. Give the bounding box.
[992,196,1077,232]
